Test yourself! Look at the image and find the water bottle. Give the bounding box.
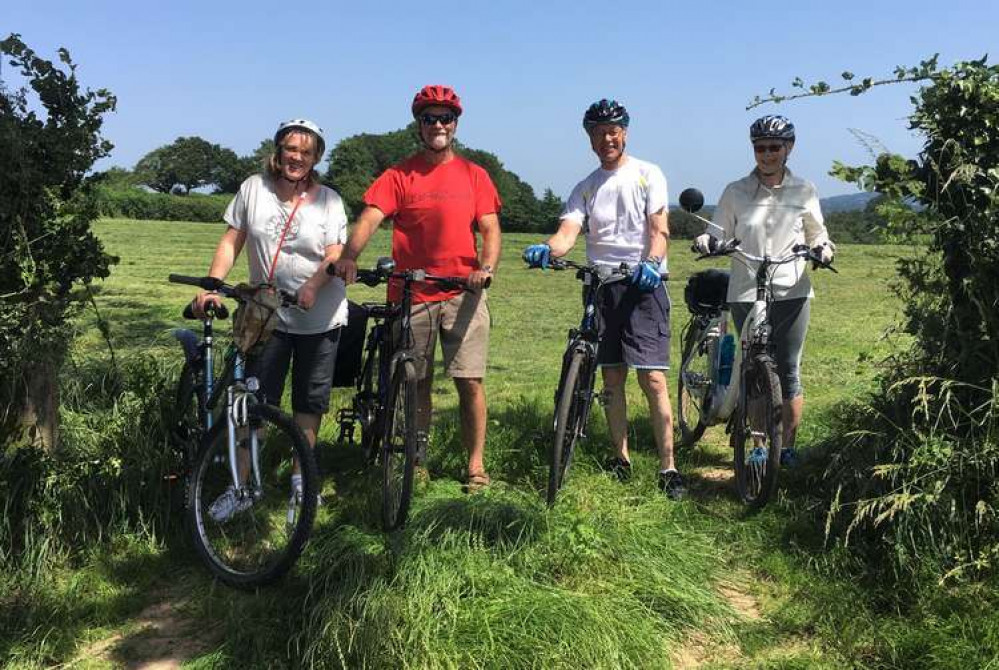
[717,334,736,387]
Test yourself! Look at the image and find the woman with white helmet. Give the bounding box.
[694,115,835,465]
[193,118,348,520]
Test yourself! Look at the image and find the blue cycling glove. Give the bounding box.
[523,243,552,270]
[631,258,662,292]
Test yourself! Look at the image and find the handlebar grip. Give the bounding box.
[181,301,229,320]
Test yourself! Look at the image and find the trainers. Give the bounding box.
[604,456,633,482]
[658,470,687,500]
[780,447,797,467]
[414,465,431,490]
[209,486,253,523]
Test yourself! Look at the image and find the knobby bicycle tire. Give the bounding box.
[358,338,384,466]
[381,359,418,530]
[187,402,318,588]
[547,350,588,506]
[677,321,711,447]
[171,362,205,466]
[731,355,783,508]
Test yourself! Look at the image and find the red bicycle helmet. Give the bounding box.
[411,85,463,117]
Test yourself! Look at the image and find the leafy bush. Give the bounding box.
[778,56,999,589]
[94,185,229,222]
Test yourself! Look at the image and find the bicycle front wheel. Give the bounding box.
[677,320,713,447]
[187,402,318,588]
[381,359,418,531]
[547,350,588,506]
[731,356,783,508]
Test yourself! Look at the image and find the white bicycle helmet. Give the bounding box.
[274,118,326,158]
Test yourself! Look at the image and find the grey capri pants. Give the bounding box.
[729,298,810,400]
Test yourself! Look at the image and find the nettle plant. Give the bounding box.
[759,57,999,581]
[1,34,117,450]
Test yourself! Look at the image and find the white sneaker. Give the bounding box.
[208,485,253,523]
[286,487,322,528]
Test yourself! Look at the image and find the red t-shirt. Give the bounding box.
[364,154,501,303]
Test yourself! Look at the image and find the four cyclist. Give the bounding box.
[193,92,831,502]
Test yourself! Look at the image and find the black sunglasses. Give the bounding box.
[420,112,457,126]
[753,143,785,154]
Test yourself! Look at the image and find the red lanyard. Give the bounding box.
[266,191,306,283]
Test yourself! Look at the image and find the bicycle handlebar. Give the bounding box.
[168,274,300,308]
[350,267,491,291]
[530,258,669,282]
[692,240,837,273]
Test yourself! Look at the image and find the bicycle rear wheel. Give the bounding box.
[171,362,205,465]
[381,359,417,530]
[547,350,589,506]
[677,320,713,447]
[731,356,783,508]
[187,402,318,588]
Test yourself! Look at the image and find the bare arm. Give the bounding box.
[466,212,501,290]
[546,219,583,257]
[297,243,344,309]
[194,226,246,316]
[647,207,670,261]
[333,205,386,283]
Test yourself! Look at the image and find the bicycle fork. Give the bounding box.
[226,385,263,499]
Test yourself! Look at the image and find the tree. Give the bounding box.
[134,136,238,194]
[1,34,117,450]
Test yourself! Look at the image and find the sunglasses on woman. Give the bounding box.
[753,143,785,154]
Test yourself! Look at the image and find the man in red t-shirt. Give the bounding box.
[334,85,502,492]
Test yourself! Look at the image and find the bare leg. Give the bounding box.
[290,412,321,476]
[637,369,675,471]
[601,365,630,462]
[454,377,486,476]
[783,394,803,449]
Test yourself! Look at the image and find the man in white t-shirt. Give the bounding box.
[523,99,683,499]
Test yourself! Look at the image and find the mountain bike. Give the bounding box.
[330,258,487,530]
[168,275,318,588]
[675,188,836,507]
[526,258,637,506]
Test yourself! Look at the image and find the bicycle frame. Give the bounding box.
[169,276,298,502]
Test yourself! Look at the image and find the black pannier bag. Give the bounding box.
[331,301,369,388]
[683,269,730,314]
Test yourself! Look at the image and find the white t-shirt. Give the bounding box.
[561,156,669,272]
[224,174,348,334]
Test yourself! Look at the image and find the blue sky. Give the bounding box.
[3,0,997,203]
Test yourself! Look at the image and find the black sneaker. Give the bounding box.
[658,470,686,500]
[604,456,632,481]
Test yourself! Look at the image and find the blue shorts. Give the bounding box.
[248,328,341,415]
[595,281,671,370]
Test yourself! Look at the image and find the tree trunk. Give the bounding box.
[19,360,60,452]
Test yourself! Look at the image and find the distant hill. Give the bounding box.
[820,192,878,213]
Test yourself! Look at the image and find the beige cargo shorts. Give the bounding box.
[405,289,490,380]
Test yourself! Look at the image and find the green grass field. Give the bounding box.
[10,218,981,669]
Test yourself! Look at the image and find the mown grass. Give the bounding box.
[7,218,997,668]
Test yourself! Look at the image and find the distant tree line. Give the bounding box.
[100,129,889,241]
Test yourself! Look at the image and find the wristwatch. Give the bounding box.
[480,264,494,274]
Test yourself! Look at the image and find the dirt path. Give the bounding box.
[72,592,221,669]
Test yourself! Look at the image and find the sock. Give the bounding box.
[659,468,678,476]
[291,473,303,494]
